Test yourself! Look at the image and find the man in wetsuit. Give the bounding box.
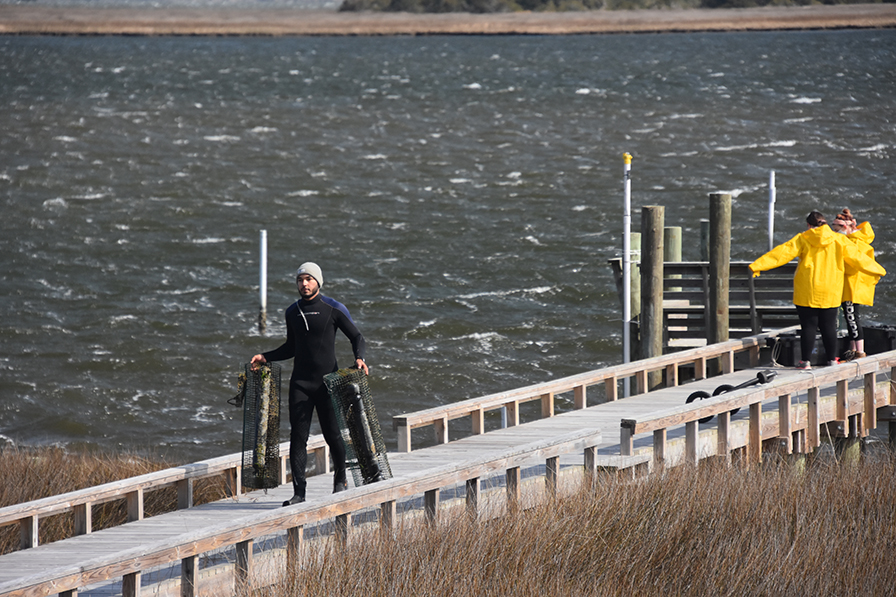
[251,262,367,506]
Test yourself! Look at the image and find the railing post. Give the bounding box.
[808,387,820,450]
[694,356,707,380]
[424,489,439,525]
[749,344,760,368]
[19,514,37,549]
[778,394,792,454]
[465,478,480,520]
[685,421,698,465]
[749,402,762,464]
[665,363,678,387]
[176,479,193,510]
[280,453,290,485]
[127,488,144,522]
[604,377,618,402]
[717,411,731,463]
[890,365,896,450]
[653,428,667,469]
[471,408,485,435]
[540,392,555,418]
[584,446,597,488]
[721,350,734,374]
[397,425,411,453]
[181,555,198,597]
[74,502,92,536]
[545,456,559,498]
[865,372,877,432]
[794,429,806,454]
[433,416,448,445]
[235,539,253,590]
[574,385,587,409]
[224,466,242,498]
[635,369,648,395]
[505,401,519,426]
[620,424,634,456]
[336,513,351,546]
[891,366,896,405]
[836,379,848,422]
[287,526,303,575]
[123,571,141,597]
[380,501,396,536]
[506,467,521,513]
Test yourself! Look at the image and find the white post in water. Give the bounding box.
[768,170,776,251]
[622,153,633,398]
[259,230,268,334]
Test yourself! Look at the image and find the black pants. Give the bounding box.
[288,382,346,497]
[796,305,839,364]
[841,301,863,341]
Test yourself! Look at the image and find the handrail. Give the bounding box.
[0,435,330,551]
[0,428,602,597]
[620,351,896,466]
[393,325,800,452]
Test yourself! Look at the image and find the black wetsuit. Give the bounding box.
[263,293,366,497]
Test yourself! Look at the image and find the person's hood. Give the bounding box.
[851,221,875,244]
[802,224,838,248]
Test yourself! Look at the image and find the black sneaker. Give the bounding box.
[282,494,305,507]
[333,478,348,494]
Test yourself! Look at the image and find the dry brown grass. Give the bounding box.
[255,449,896,596]
[0,446,228,555]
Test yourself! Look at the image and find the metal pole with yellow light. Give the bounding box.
[622,153,633,398]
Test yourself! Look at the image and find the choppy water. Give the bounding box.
[2,30,895,460]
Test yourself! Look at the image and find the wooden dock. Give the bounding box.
[2,328,895,597]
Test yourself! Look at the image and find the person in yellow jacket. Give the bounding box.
[749,210,886,370]
[831,208,881,361]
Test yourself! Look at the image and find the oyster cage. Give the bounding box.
[239,362,282,490]
[324,368,392,487]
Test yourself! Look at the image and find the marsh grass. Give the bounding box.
[254,451,896,596]
[3,446,894,594]
[0,446,228,555]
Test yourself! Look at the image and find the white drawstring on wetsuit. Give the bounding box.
[296,301,309,331]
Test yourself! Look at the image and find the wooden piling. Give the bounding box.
[640,206,664,391]
[708,193,731,345]
[664,226,682,292]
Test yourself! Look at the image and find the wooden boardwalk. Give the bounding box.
[2,334,894,597]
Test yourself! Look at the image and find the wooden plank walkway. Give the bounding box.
[1,355,892,596]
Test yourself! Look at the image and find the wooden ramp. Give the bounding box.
[2,337,894,597]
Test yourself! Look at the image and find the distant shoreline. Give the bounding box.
[2,3,896,36]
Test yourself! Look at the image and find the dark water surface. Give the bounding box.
[2,30,895,459]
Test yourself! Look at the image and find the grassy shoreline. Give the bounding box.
[2,3,896,35]
[4,444,896,595]
[257,451,896,596]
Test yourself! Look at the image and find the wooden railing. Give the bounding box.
[662,261,799,341]
[620,351,896,466]
[0,429,602,597]
[392,325,800,452]
[0,436,330,551]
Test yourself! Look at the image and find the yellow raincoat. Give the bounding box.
[749,224,886,309]
[843,221,880,306]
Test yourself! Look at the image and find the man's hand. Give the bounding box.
[355,358,369,375]
[250,354,267,370]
